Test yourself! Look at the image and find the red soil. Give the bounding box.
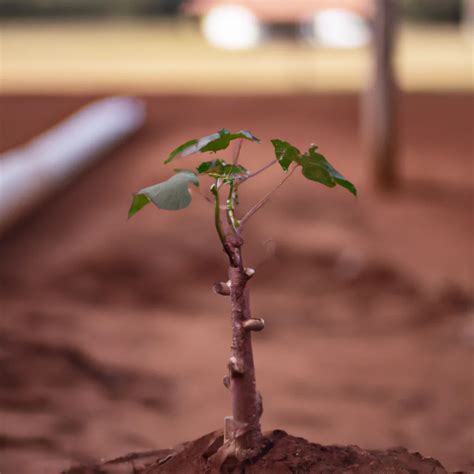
[0,94,472,473]
[64,429,448,473]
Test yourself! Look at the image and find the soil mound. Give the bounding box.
[64,429,447,473]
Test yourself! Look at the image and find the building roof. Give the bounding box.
[183,0,374,22]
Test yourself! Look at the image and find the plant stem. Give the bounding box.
[212,155,273,459]
[212,184,226,246]
[232,138,244,165]
[226,180,240,232]
[227,245,263,460]
[240,164,298,226]
[212,179,264,459]
[238,159,278,183]
[212,183,238,266]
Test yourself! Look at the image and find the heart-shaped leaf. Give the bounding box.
[128,171,199,218]
[271,139,302,171]
[271,139,356,195]
[165,129,260,164]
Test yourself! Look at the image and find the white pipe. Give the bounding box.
[0,96,146,234]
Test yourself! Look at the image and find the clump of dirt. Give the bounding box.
[64,430,447,473]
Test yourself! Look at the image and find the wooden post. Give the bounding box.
[362,0,398,190]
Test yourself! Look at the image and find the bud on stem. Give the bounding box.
[244,268,256,279]
[213,281,231,296]
[243,318,265,332]
[228,356,245,376]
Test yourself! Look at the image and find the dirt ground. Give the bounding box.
[67,429,447,473]
[0,94,472,474]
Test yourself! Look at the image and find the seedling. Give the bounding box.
[128,129,356,461]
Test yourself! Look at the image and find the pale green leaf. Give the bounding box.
[128,171,199,215]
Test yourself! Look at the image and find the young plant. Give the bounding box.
[128,129,356,461]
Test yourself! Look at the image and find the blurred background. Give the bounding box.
[0,1,472,473]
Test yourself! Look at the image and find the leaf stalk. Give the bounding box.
[240,163,298,226]
[238,159,278,183]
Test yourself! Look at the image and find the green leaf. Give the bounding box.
[128,193,150,219]
[165,139,199,164]
[301,161,335,188]
[165,129,260,163]
[128,171,199,216]
[271,138,356,196]
[334,177,357,196]
[200,129,260,153]
[271,139,302,171]
[197,159,247,178]
[303,146,357,196]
